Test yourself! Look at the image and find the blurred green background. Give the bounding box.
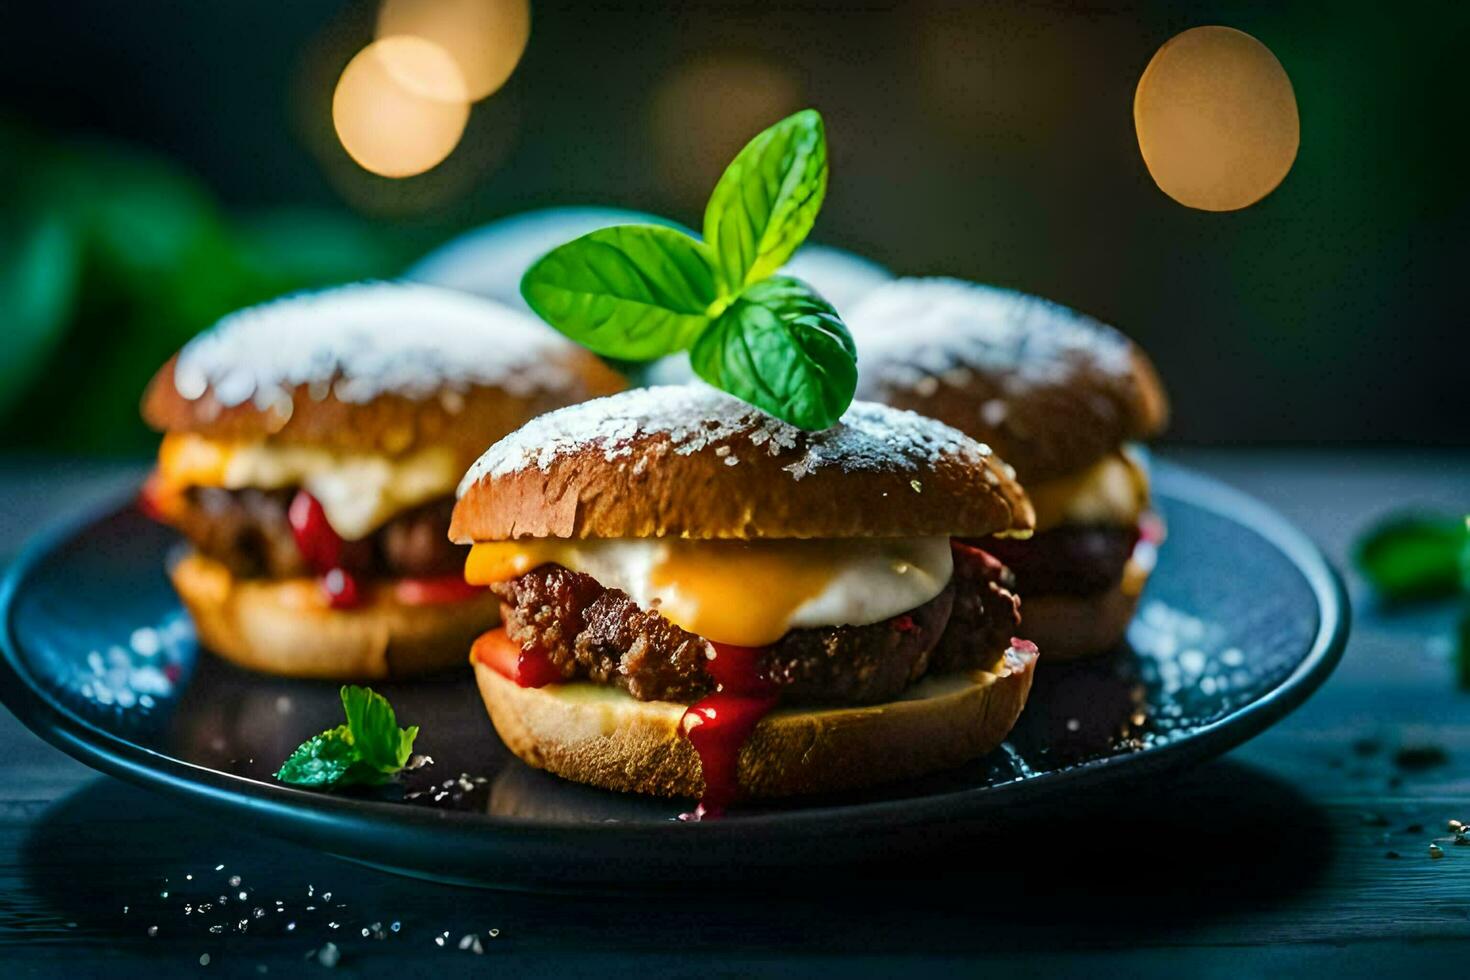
[1,0,1465,453]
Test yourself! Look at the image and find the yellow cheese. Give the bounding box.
[155,433,459,540]
[466,536,954,647]
[1027,448,1151,532]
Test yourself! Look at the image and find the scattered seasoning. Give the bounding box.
[1429,844,1445,859]
[1394,745,1450,770]
[148,926,158,937]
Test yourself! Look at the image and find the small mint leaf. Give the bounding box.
[275,687,419,790]
[275,726,357,787]
[690,276,856,430]
[704,109,827,292]
[520,225,718,360]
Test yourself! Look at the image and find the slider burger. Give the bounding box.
[140,282,625,679]
[850,278,1169,659]
[450,386,1039,816]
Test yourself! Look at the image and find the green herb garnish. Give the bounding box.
[275,686,419,789]
[519,109,856,430]
[1353,513,1470,602]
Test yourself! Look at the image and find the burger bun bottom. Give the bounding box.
[171,551,498,680]
[472,642,1038,801]
[1013,556,1150,661]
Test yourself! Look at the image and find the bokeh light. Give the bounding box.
[332,37,471,178]
[376,0,531,102]
[1134,26,1299,212]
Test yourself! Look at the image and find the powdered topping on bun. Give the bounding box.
[461,385,1009,488]
[851,277,1136,391]
[171,281,580,410]
[450,386,1033,542]
[849,277,1167,483]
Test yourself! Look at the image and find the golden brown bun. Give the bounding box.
[1016,556,1150,660]
[141,283,626,466]
[851,278,1168,483]
[472,643,1038,800]
[451,386,1033,542]
[172,552,499,679]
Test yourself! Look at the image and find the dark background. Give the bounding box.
[1,1,1465,451]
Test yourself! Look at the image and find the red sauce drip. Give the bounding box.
[472,627,561,688]
[1138,512,1166,545]
[394,574,487,606]
[678,641,778,821]
[1010,637,1040,656]
[951,538,1006,574]
[287,490,362,609]
[137,474,170,522]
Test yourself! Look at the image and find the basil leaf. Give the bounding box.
[1353,514,1470,601]
[340,685,418,772]
[275,727,361,787]
[690,276,856,430]
[520,225,718,359]
[275,687,419,789]
[704,109,828,292]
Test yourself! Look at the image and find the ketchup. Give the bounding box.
[472,627,561,688]
[394,574,487,606]
[678,641,778,821]
[287,490,363,609]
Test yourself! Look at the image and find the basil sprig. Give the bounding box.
[520,109,855,430]
[275,686,419,789]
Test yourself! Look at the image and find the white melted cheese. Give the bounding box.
[157,434,459,540]
[465,536,955,647]
[1029,448,1151,531]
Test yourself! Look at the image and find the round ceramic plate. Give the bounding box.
[0,462,1347,889]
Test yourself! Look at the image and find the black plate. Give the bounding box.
[0,462,1347,889]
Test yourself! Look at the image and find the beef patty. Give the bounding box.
[490,542,1022,706]
[165,487,464,580]
[979,523,1139,597]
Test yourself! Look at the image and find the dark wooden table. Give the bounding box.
[2,451,1468,978]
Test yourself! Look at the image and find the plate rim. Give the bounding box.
[0,460,1350,845]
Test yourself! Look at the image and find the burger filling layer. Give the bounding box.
[151,433,461,540]
[982,448,1156,598]
[476,540,1021,707]
[143,434,474,605]
[163,488,462,580]
[465,536,954,648]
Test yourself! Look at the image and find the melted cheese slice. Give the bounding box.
[1028,448,1151,532]
[466,536,955,648]
[156,433,459,540]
